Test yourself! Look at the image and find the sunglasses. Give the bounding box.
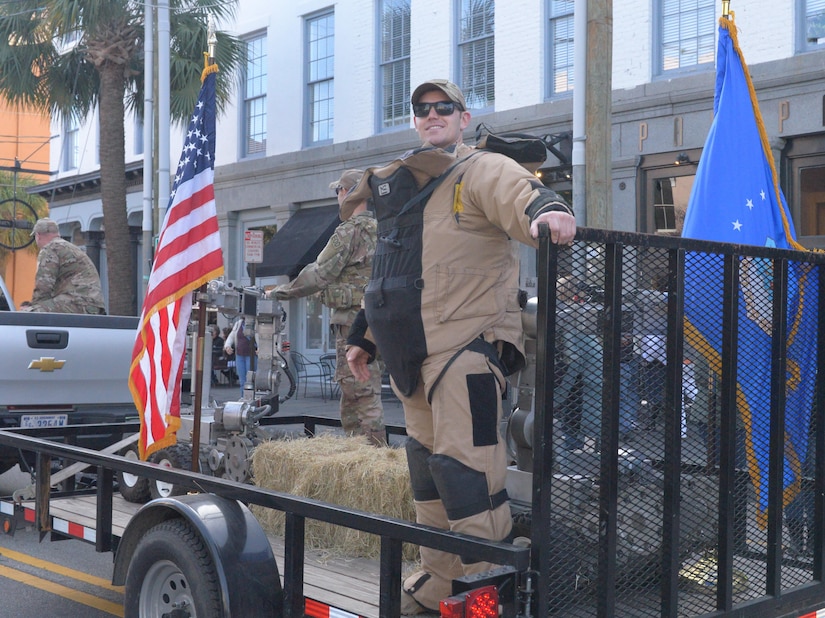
[335,186,346,195]
[412,101,461,118]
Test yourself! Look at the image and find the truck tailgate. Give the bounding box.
[0,312,138,407]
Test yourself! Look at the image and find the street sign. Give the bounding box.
[244,229,264,264]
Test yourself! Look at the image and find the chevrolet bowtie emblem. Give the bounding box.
[29,357,66,372]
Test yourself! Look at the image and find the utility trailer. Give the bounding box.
[0,419,527,617]
[3,227,825,617]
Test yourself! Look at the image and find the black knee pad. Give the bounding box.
[428,454,507,521]
[406,438,439,501]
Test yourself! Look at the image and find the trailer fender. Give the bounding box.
[113,493,282,616]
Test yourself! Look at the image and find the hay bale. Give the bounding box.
[251,435,419,561]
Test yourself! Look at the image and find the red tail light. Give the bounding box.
[439,584,499,617]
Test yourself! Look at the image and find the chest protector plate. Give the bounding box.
[365,166,432,396]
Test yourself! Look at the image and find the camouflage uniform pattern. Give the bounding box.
[29,238,105,314]
[272,211,385,444]
[333,323,385,442]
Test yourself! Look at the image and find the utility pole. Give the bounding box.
[157,0,170,227]
[585,0,612,229]
[572,0,587,226]
[142,2,154,299]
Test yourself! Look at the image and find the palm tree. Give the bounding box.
[0,1,242,315]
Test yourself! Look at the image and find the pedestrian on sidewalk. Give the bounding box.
[224,316,255,396]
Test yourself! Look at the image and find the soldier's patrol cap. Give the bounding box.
[329,169,364,194]
[411,79,467,111]
[31,218,59,236]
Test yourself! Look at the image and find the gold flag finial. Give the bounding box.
[722,0,730,18]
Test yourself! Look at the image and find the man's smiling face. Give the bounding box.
[413,89,470,149]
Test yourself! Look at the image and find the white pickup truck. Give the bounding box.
[0,274,138,475]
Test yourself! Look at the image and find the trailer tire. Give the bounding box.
[124,518,223,618]
[117,443,150,503]
[148,445,193,500]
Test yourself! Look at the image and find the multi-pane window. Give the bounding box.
[244,34,267,157]
[659,0,715,73]
[802,0,825,50]
[307,11,334,144]
[549,0,574,95]
[458,0,494,110]
[63,116,79,170]
[380,0,411,129]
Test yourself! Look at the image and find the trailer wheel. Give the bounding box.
[117,443,150,503]
[124,518,223,618]
[148,444,193,500]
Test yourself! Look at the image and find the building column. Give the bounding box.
[86,231,104,273]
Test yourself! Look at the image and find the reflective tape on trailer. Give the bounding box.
[0,499,35,525]
[0,500,96,543]
[304,597,364,618]
[800,610,825,618]
[52,514,96,543]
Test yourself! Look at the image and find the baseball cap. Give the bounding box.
[31,218,59,236]
[411,79,467,111]
[329,169,364,193]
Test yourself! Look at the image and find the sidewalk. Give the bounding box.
[200,377,406,430]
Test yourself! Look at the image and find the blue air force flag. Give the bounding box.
[682,16,817,527]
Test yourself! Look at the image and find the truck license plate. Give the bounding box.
[21,414,68,429]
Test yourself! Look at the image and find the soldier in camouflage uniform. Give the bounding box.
[269,170,385,446]
[21,219,106,315]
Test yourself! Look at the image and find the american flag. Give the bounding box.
[128,66,224,460]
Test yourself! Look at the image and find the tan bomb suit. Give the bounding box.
[344,144,572,609]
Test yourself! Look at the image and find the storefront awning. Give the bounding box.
[255,205,340,278]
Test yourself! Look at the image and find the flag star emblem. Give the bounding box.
[760,189,766,200]
[746,198,754,210]
[732,220,742,231]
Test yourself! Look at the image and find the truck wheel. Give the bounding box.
[117,443,150,503]
[148,444,193,500]
[124,518,223,618]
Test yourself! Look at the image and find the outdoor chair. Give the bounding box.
[290,352,328,400]
[319,353,340,399]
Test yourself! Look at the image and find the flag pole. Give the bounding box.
[189,20,219,473]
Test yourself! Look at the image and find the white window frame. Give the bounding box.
[242,33,267,158]
[306,10,334,145]
[547,0,574,97]
[799,0,825,51]
[656,0,715,76]
[62,116,79,171]
[457,0,495,111]
[379,0,411,130]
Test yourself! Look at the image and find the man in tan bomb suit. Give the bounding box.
[344,79,576,613]
[21,218,105,314]
[269,170,385,446]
